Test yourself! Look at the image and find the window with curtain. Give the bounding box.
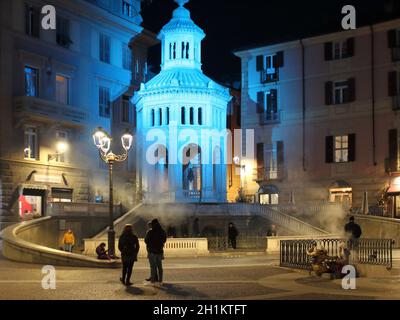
[56,74,69,104]
[24,127,38,160]
[24,66,39,97]
[122,43,132,70]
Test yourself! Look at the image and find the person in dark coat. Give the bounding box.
[228,222,239,249]
[118,224,140,286]
[192,218,200,237]
[344,216,362,251]
[145,219,167,284]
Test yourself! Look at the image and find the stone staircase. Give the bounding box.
[93,202,328,239]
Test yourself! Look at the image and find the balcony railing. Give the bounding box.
[259,111,281,125]
[392,48,400,62]
[393,96,400,111]
[14,96,87,127]
[261,69,279,83]
[253,166,284,182]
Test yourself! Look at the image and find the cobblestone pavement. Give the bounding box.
[0,249,399,300]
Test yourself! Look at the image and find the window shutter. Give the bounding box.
[256,143,264,168]
[277,141,284,166]
[389,129,398,171]
[347,38,355,57]
[256,55,264,71]
[257,91,264,113]
[325,136,334,163]
[388,29,397,48]
[348,134,356,162]
[388,71,398,97]
[325,81,333,105]
[276,51,284,68]
[347,78,356,102]
[324,42,333,61]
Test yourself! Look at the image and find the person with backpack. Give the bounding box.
[344,216,362,255]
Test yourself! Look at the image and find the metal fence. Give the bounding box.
[280,238,394,270]
[208,236,267,251]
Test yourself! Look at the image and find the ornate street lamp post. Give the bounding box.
[92,127,133,257]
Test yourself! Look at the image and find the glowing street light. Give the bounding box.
[92,127,133,257]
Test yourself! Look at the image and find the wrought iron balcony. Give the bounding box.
[253,166,284,182]
[259,111,281,125]
[393,96,400,111]
[13,96,87,127]
[260,69,279,84]
[392,48,400,62]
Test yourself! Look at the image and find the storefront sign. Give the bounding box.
[34,175,62,184]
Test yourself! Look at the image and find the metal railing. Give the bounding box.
[280,238,394,270]
[259,111,281,125]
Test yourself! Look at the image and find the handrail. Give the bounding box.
[94,203,143,238]
[226,203,328,235]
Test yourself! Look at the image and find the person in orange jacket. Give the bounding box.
[62,229,75,252]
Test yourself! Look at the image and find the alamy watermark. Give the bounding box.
[41,265,56,290]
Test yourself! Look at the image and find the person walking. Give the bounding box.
[62,229,75,253]
[228,222,239,249]
[145,219,167,285]
[118,224,140,286]
[344,216,362,259]
[192,218,200,237]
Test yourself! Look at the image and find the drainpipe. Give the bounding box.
[370,25,377,166]
[300,39,306,171]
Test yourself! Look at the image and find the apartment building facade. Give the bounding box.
[0,0,156,229]
[234,19,400,218]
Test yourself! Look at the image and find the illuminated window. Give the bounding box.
[24,66,39,97]
[335,135,349,163]
[56,74,69,104]
[56,130,68,163]
[24,126,38,160]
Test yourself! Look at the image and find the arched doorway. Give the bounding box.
[182,144,201,192]
[329,180,352,206]
[258,185,279,205]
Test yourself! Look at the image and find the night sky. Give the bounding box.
[141,0,400,84]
